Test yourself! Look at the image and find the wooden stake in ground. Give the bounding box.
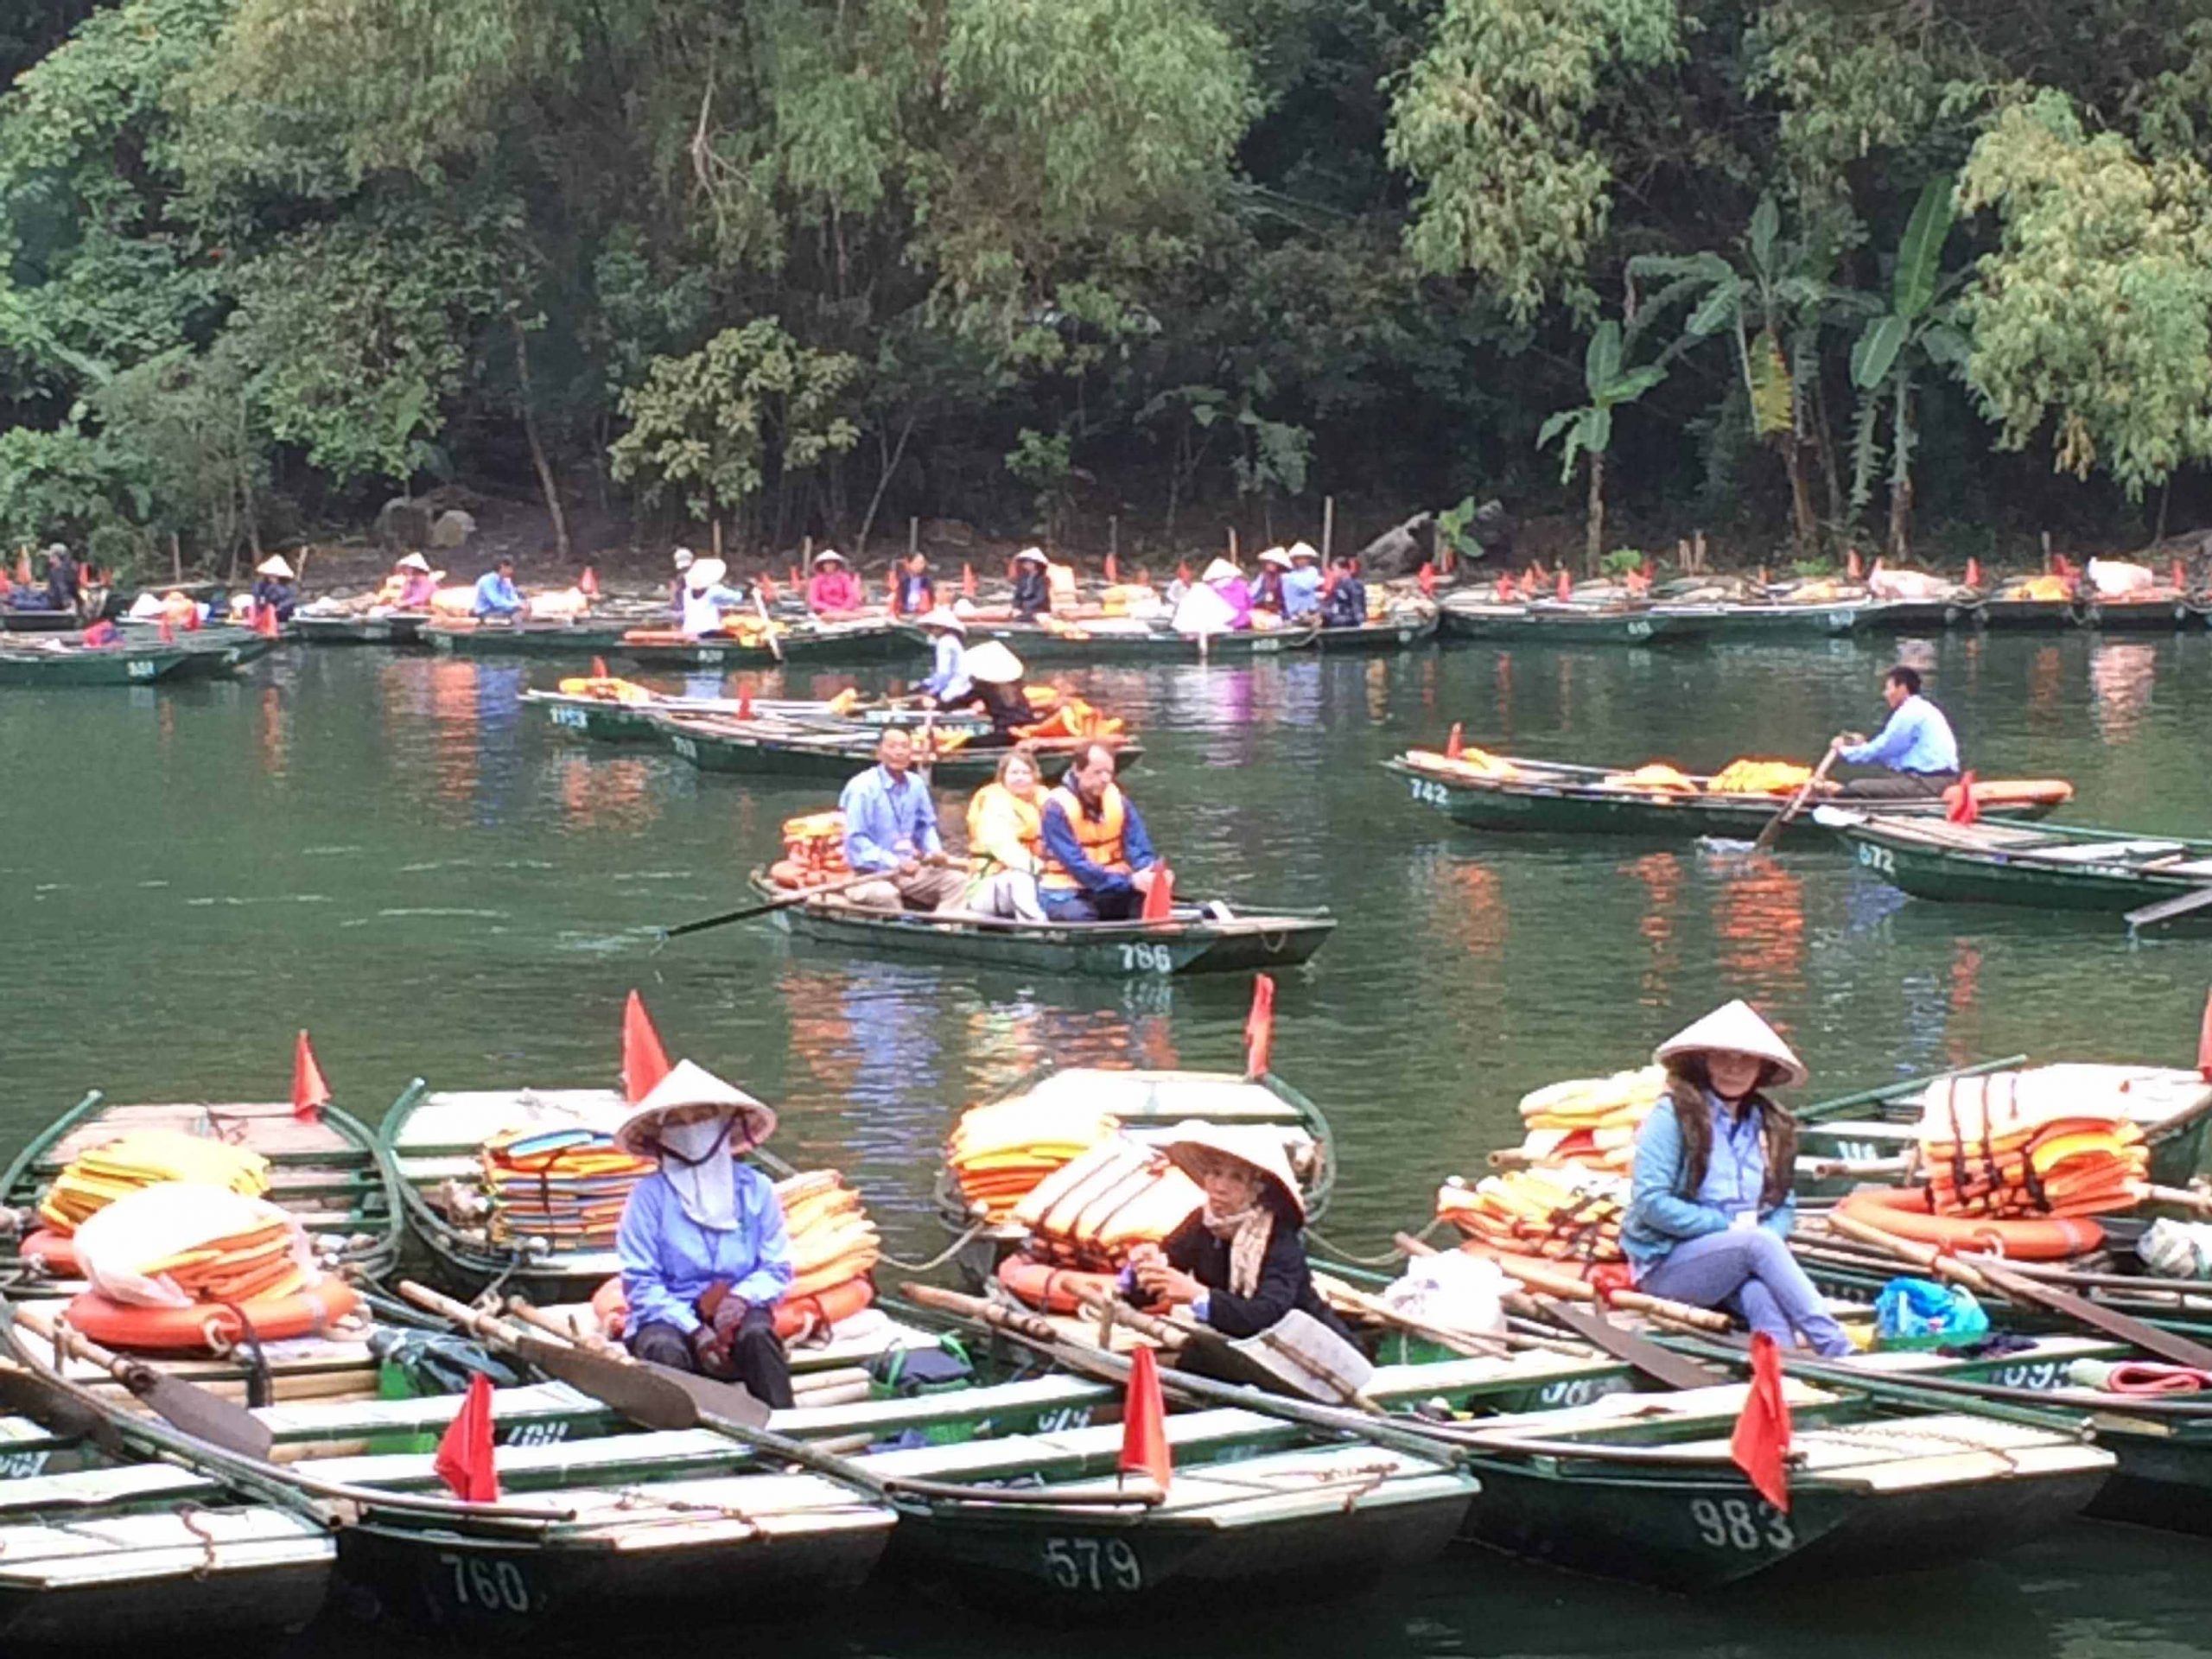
[1321,496,1334,563]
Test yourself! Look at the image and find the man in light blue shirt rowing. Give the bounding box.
[1833,664,1960,798]
[837,727,967,910]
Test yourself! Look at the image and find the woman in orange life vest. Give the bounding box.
[943,743,1049,922]
[1036,741,1160,923]
[613,1059,797,1407]
[1122,1122,1352,1342]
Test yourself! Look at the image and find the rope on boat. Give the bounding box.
[875,1222,987,1275]
[174,1503,219,1579]
[1306,1218,1445,1270]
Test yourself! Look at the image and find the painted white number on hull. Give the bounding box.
[439,1552,533,1613]
[697,649,724,664]
[1042,1536,1143,1592]
[501,1421,570,1447]
[1251,638,1281,653]
[1989,1361,2063,1391]
[1856,842,1897,875]
[1031,1406,1095,1433]
[1689,1497,1794,1552]
[1626,620,1653,639]
[0,1451,49,1478]
[550,706,589,729]
[127,658,156,679]
[1120,944,1173,974]
[1409,779,1451,807]
[672,737,698,760]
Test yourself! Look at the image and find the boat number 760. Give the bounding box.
[1855,842,1897,875]
[1042,1535,1143,1591]
[1408,779,1451,807]
[437,1551,533,1612]
[1689,1497,1794,1551]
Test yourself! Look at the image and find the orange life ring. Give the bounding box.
[65,1276,361,1354]
[995,1252,1120,1316]
[20,1229,80,1277]
[588,1274,875,1343]
[1836,1185,2103,1261]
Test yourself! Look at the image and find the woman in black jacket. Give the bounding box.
[1127,1122,1351,1340]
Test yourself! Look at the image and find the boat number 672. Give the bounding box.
[1408,779,1451,807]
[1042,1535,1143,1591]
[1120,944,1174,974]
[1855,842,1896,875]
[1689,1497,1794,1552]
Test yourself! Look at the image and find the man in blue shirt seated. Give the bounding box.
[472,557,526,620]
[1037,742,1161,922]
[1834,664,1961,798]
[837,727,967,910]
[1320,553,1367,627]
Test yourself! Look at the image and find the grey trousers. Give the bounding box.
[1637,1229,1854,1357]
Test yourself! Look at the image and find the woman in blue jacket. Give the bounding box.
[1622,1001,1853,1356]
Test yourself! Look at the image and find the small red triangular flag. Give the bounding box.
[1104,551,1119,584]
[434,1371,501,1503]
[1118,1344,1172,1492]
[736,684,754,720]
[622,990,671,1104]
[291,1030,330,1123]
[2196,989,2211,1083]
[1946,771,1980,826]
[1846,546,1863,581]
[789,564,802,589]
[579,565,600,599]
[962,563,976,597]
[1417,562,1436,596]
[1176,561,1192,584]
[1965,557,1982,589]
[1555,568,1572,601]
[1640,554,1655,581]
[759,573,778,603]
[158,618,175,644]
[12,549,29,588]
[1730,1331,1791,1511]
[1141,863,1173,922]
[592,655,609,679]
[1244,973,1275,1080]
[1445,722,1465,760]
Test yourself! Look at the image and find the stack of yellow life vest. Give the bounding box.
[1435,1167,1629,1262]
[1707,758,1814,796]
[776,1171,880,1300]
[1915,1070,2150,1217]
[770,811,849,890]
[1509,1065,1667,1172]
[1999,575,2073,602]
[1601,762,1699,794]
[556,675,652,704]
[480,1127,656,1246]
[1402,746,1521,781]
[39,1131,272,1234]
[944,1097,1122,1222]
[1011,1136,1204,1269]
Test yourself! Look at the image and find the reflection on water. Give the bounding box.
[2089,641,2158,743]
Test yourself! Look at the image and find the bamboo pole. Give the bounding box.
[1321,496,1334,563]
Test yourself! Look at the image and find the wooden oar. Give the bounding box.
[661,870,882,940]
[753,591,785,664]
[2126,886,2212,931]
[16,1304,274,1460]
[1751,740,1842,854]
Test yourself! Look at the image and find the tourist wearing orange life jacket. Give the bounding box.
[944,744,1049,922]
[1036,741,1159,923]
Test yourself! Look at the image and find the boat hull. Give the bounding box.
[1660,602,1872,638]
[668,723,1139,785]
[0,1547,330,1650]
[1974,598,2081,630]
[296,613,429,645]
[1438,604,1706,645]
[0,647,198,686]
[1830,820,2212,919]
[1307,614,1440,652]
[922,621,1322,664]
[2079,598,2197,631]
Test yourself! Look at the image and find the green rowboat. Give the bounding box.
[1436,597,1710,645]
[1386,753,2069,843]
[1656,600,1873,638]
[1308,611,1441,652]
[2078,595,2199,630]
[1818,807,2212,919]
[118,625,282,678]
[295,612,430,645]
[662,713,1139,785]
[752,872,1332,977]
[0,645,199,686]
[1974,595,2082,630]
[905,619,1323,665]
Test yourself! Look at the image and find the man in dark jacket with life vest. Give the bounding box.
[1036,741,1160,922]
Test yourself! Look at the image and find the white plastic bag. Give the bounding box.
[72,1182,314,1308]
[1171,582,1236,636]
[1378,1249,1510,1336]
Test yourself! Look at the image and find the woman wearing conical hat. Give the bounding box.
[613,1061,797,1407]
[1123,1122,1351,1342]
[251,554,299,623]
[1622,1001,1853,1356]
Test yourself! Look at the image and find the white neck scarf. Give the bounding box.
[658,1113,738,1230]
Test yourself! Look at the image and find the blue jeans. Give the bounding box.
[1039,887,1140,923]
[1637,1229,1853,1357]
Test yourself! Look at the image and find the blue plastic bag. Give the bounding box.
[1873,1275,1991,1350]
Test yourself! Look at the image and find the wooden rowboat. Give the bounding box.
[113,624,282,678]
[1438,596,1709,645]
[2078,594,2201,630]
[0,644,200,687]
[427,616,924,668]
[749,872,1331,977]
[1307,611,1441,652]
[1653,600,1875,638]
[0,608,80,633]
[1387,752,2069,843]
[664,715,1139,785]
[0,1090,405,1287]
[295,612,431,645]
[1817,807,2212,921]
[902,619,1323,665]
[526,690,993,746]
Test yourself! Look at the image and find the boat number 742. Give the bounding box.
[1042,1535,1143,1591]
[1689,1497,1794,1551]
[1408,779,1451,807]
[1120,944,1174,974]
[1855,842,1897,875]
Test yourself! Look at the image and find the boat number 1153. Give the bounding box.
[1855,843,1897,874]
[1408,779,1451,806]
[1041,1535,1143,1591]
[1689,1497,1794,1551]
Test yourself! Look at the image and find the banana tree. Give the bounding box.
[1628,196,1831,557]
[1538,320,1667,574]
[1840,177,1972,559]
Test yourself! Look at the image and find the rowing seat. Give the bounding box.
[2022,841,2185,864]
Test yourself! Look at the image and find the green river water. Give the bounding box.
[2,627,2207,1656]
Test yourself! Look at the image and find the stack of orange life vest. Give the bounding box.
[1508,1065,1667,1173]
[1436,1166,1629,1262]
[1010,1136,1205,1270]
[480,1127,655,1247]
[770,811,849,890]
[1400,746,1521,781]
[1012,695,1125,743]
[1707,758,1815,796]
[1601,761,1699,794]
[556,675,652,704]
[944,1096,1121,1223]
[1914,1068,2150,1218]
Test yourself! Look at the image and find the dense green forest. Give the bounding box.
[4,0,2212,575]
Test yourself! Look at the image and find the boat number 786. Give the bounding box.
[1855,843,1896,875]
[1120,944,1174,974]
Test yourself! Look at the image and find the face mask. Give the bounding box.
[658,1113,733,1166]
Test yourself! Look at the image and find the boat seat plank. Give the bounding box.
[2018,841,2186,865]
[45,1103,359,1163]
[392,1090,628,1152]
[1661,1415,2112,1490]
[1014,1446,1471,1525]
[1461,1379,1834,1441]
[0,1461,219,1513]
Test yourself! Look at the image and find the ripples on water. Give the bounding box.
[0,628,2207,1654]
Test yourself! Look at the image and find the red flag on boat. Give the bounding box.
[592,656,609,679]
[1555,569,1572,602]
[1244,974,1275,1080]
[622,990,671,1104]
[1845,546,1863,581]
[1418,563,1436,597]
[1119,1344,1172,1491]
[254,603,280,639]
[789,564,802,589]
[1177,561,1192,586]
[962,563,976,598]
[1640,554,1655,581]
[579,566,600,599]
[1494,576,1513,602]
[291,1030,330,1123]
[1445,722,1465,760]
[1965,557,1982,589]
[434,1371,501,1503]
[759,573,778,603]
[12,549,29,588]
[1731,1332,1791,1511]
[2173,559,2188,592]
[158,619,175,644]
[1946,772,1980,826]
[735,684,754,720]
[2196,989,2212,1083]
[1140,863,1174,923]
[1105,551,1119,584]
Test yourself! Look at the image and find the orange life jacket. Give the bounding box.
[968,783,1043,875]
[1039,785,1128,893]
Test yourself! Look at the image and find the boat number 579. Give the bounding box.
[1855,843,1896,875]
[1689,1497,1794,1552]
[1120,944,1174,974]
[1042,1535,1143,1591]
[1408,779,1451,807]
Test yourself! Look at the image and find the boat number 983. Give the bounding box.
[438,1552,533,1613]
[1120,944,1174,974]
[1042,1536,1143,1591]
[1408,779,1451,807]
[1689,1497,1793,1551]
[1856,843,1896,875]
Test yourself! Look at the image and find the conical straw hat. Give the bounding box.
[613,1059,777,1158]
[1160,1121,1306,1221]
[1654,1001,1806,1087]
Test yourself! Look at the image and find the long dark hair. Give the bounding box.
[1664,1056,1796,1211]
